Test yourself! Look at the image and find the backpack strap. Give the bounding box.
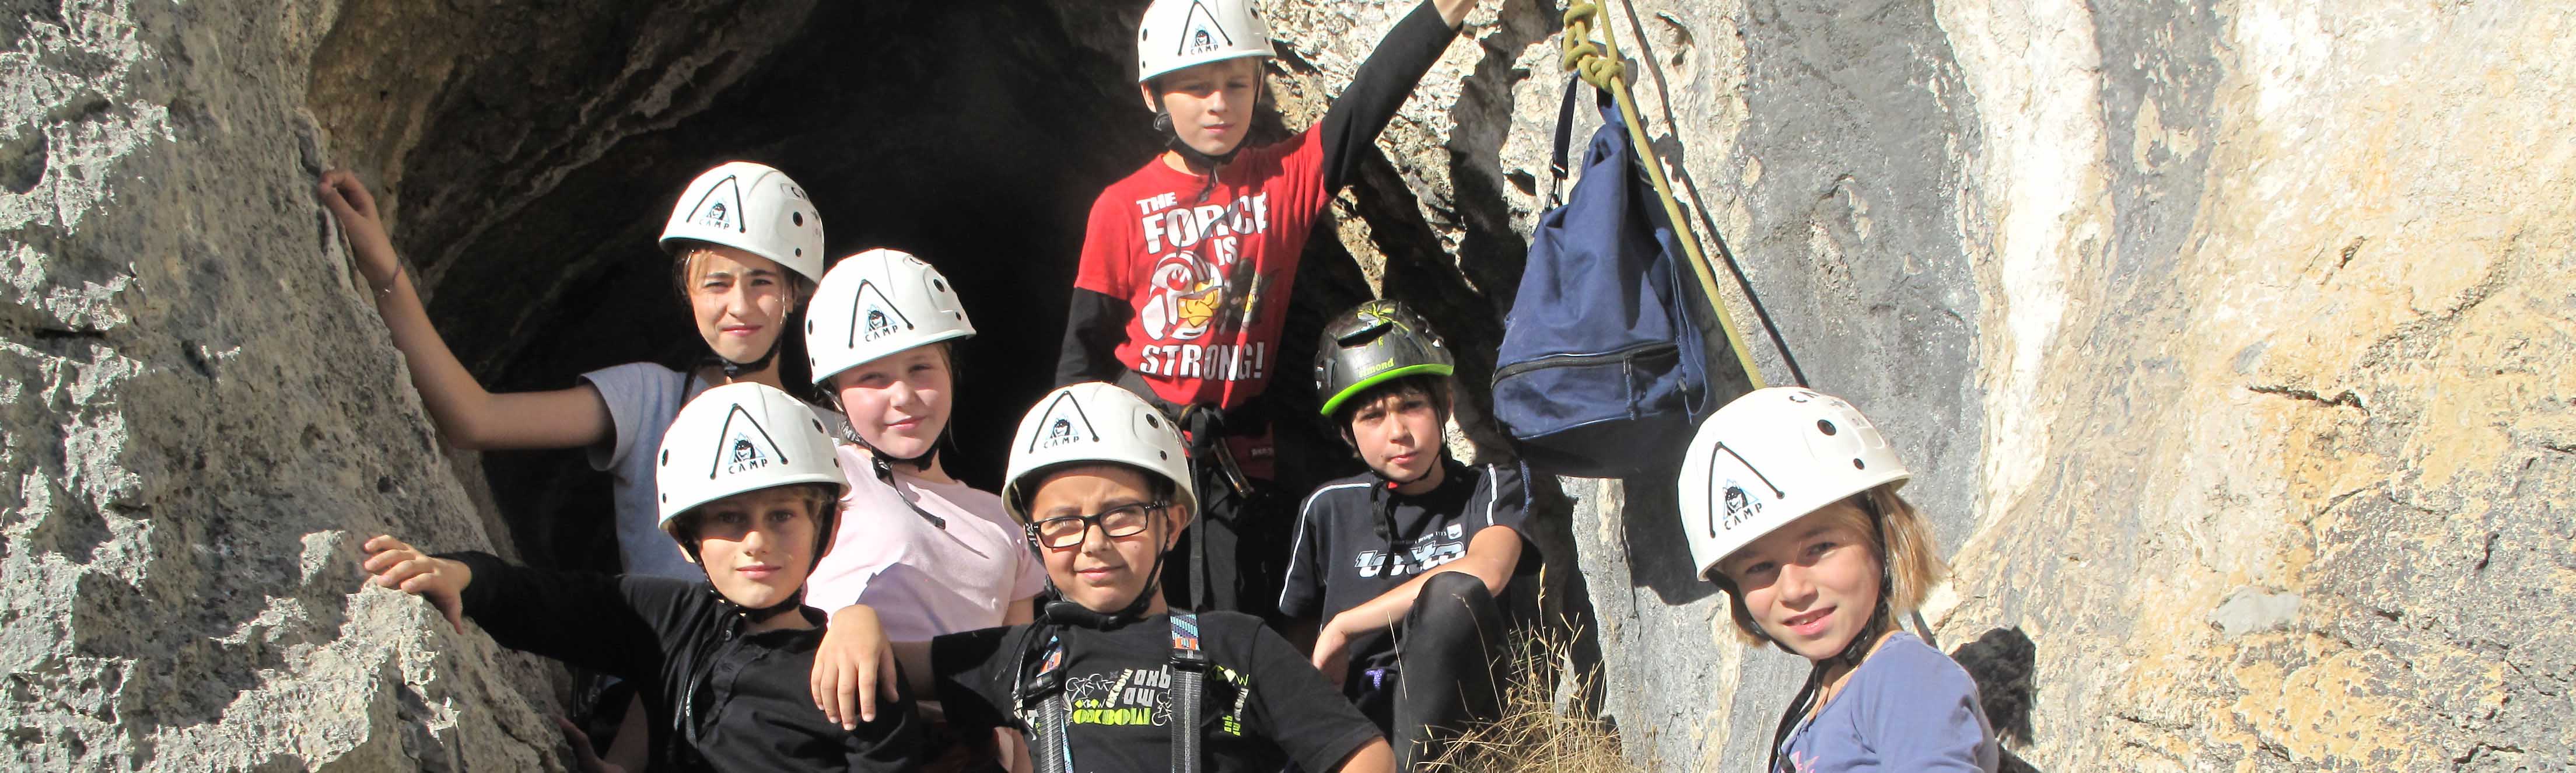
[1017,635,1074,773]
[1547,74,1583,208]
[1168,613,1209,773]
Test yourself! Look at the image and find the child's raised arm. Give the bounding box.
[318,170,614,451]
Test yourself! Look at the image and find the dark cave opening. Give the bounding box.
[373,2,1394,570]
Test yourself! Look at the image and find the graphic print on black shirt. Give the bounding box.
[930,611,1381,772]
[1276,460,1538,679]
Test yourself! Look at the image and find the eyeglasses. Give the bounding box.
[1027,501,1166,550]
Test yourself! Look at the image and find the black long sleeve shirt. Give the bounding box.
[442,551,923,772]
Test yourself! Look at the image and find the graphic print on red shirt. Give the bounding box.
[1073,125,1331,411]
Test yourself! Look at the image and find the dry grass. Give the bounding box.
[1426,631,1644,773]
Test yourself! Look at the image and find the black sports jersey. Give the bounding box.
[1276,459,1538,684]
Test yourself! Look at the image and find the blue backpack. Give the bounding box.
[1490,79,1712,478]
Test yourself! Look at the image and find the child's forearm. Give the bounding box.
[1318,0,1468,191]
[1326,526,1520,637]
[1055,289,1132,387]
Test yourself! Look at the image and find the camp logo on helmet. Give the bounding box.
[726,432,771,475]
[1719,483,1763,534]
[863,307,897,342]
[1028,391,1101,452]
[685,174,745,232]
[1177,1,1236,57]
[708,403,789,478]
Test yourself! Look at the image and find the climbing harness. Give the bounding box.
[1016,613,1210,773]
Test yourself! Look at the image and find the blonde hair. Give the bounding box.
[1713,483,1947,649]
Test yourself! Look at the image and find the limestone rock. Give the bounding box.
[5,0,2570,770]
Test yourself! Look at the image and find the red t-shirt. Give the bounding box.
[1073,125,1332,412]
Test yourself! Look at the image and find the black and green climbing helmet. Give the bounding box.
[1314,299,1456,418]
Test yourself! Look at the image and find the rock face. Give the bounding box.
[1,0,2568,771]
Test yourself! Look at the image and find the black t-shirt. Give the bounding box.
[440,552,922,772]
[1276,459,1538,681]
[930,611,1381,772]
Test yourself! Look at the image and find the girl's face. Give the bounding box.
[1141,57,1262,157]
[683,246,794,365]
[1721,503,1884,661]
[689,487,825,611]
[827,345,953,459]
[1026,465,1184,615]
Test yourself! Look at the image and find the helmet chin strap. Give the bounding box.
[712,334,783,381]
[1152,109,1246,205]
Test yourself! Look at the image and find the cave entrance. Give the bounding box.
[375,2,1371,570]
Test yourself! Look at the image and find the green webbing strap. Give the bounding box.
[1560,1,1769,391]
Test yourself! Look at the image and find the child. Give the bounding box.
[801,247,1044,634]
[800,248,1045,769]
[359,382,922,771]
[813,383,1396,772]
[320,161,839,582]
[1054,0,1482,618]
[324,161,840,767]
[1679,387,2000,772]
[1280,300,1536,768]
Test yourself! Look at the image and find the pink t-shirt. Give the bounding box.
[806,445,1046,640]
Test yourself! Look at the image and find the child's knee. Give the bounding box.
[1410,572,1494,624]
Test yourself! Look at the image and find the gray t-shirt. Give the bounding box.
[580,362,842,580]
[1776,632,2000,772]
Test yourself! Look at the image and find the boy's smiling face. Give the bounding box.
[1026,464,1184,614]
[687,486,829,613]
[1142,57,1262,157]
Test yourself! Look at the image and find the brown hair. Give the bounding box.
[1712,483,1947,649]
[1334,374,1454,442]
[667,482,843,561]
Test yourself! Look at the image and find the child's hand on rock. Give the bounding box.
[317,169,402,292]
[359,534,470,632]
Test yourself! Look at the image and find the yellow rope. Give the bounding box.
[1560,2,1767,390]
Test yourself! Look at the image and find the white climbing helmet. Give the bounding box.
[654,382,848,554]
[1679,387,1911,582]
[1000,382,1197,524]
[1136,0,1273,83]
[804,248,976,387]
[659,161,827,282]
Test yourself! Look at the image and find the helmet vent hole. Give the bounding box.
[1160,451,1169,460]
[792,212,805,226]
[794,248,804,257]
[813,419,824,433]
[659,493,668,503]
[933,279,946,292]
[1817,419,1838,436]
[659,449,668,466]
[1853,458,1866,470]
[1146,414,1160,429]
